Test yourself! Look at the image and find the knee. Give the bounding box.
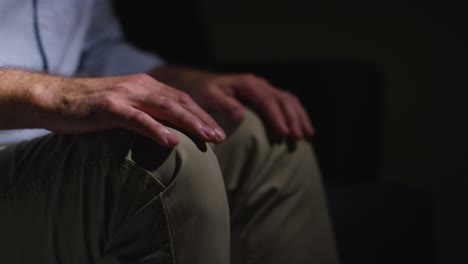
[151,130,230,261]
[217,109,317,166]
[215,109,322,196]
[142,129,228,217]
[226,109,269,147]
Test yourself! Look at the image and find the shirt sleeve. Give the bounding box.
[77,0,165,77]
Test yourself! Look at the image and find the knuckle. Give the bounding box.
[259,95,276,108]
[259,77,269,83]
[112,83,132,94]
[242,73,258,83]
[244,73,257,79]
[207,83,220,92]
[264,94,276,103]
[133,73,151,80]
[158,97,177,111]
[128,73,152,84]
[129,111,147,124]
[281,91,296,101]
[289,93,299,101]
[205,82,215,89]
[177,92,193,104]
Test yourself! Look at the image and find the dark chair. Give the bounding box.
[113,1,434,263]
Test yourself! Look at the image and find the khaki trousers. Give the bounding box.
[0,110,338,264]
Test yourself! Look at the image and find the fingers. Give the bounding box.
[291,94,316,136]
[109,74,226,145]
[256,92,290,135]
[229,76,289,135]
[113,72,314,144]
[136,75,226,143]
[144,95,225,143]
[277,91,303,139]
[278,91,315,138]
[231,74,314,139]
[175,92,226,142]
[207,88,246,123]
[116,105,180,148]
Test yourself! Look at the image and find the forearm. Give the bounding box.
[1,68,225,146]
[0,69,64,130]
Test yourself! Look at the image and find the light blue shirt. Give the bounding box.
[0,0,165,146]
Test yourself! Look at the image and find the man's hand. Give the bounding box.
[151,66,315,140]
[0,69,225,147]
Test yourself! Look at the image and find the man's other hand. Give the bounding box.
[151,67,315,140]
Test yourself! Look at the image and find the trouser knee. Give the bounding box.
[0,129,230,264]
[212,110,337,264]
[213,109,322,196]
[137,129,230,264]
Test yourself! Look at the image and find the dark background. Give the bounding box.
[113,0,468,263]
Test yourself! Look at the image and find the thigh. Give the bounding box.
[0,129,134,189]
[0,129,230,264]
[0,130,164,263]
[213,109,339,264]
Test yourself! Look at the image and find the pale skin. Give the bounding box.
[0,67,314,147]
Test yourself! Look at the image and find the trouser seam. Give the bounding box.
[123,158,167,189]
[161,192,177,264]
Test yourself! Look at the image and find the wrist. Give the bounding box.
[0,69,66,129]
[149,65,215,92]
[149,65,188,84]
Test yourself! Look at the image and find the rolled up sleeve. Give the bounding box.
[77,0,165,77]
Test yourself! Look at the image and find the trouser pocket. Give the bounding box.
[101,159,174,264]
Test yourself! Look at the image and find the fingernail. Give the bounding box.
[163,130,179,146]
[201,125,216,140]
[214,128,226,141]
